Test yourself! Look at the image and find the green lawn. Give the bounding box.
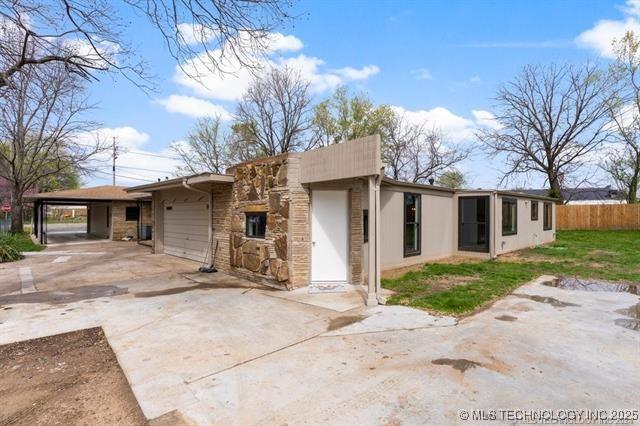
[382,230,640,315]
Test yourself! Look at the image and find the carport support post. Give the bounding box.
[367,175,380,306]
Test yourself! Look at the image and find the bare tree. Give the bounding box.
[171,117,229,175]
[0,59,103,232]
[603,31,640,203]
[234,66,314,157]
[384,113,469,184]
[0,0,293,89]
[477,63,613,200]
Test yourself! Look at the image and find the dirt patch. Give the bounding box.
[495,315,518,322]
[149,409,194,425]
[0,327,146,425]
[431,358,482,373]
[512,294,580,308]
[326,315,366,331]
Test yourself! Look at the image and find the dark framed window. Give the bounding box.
[106,206,110,228]
[543,202,553,230]
[363,209,369,243]
[403,193,421,257]
[502,198,517,236]
[125,206,140,221]
[531,201,539,221]
[246,212,267,238]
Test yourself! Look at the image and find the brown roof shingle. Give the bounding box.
[25,185,148,201]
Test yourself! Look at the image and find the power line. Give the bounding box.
[94,164,173,174]
[124,150,181,161]
[92,169,156,183]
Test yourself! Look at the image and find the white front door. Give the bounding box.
[311,190,349,283]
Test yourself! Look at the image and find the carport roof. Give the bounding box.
[125,172,234,192]
[25,185,149,202]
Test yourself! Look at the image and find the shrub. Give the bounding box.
[0,242,23,262]
[0,232,41,262]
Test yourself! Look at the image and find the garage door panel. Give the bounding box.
[163,232,209,243]
[163,200,209,263]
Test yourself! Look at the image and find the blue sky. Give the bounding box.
[83,0,640,188]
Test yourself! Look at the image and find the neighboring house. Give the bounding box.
[25,186,152,244]
[126,135,557,305]
[522,186,625,205]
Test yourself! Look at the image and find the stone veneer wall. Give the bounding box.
[287,154,310,288]
[211,184,233,272]
[228,155,291,289]
[111,201,152,240]
[349,181,363,285]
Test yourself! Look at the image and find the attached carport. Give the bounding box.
[25,186,151,244]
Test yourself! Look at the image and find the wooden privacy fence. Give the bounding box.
[557,204,640,230]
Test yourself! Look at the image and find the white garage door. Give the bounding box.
[163,201,209,262]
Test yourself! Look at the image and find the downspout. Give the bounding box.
[374,168,384,300]
[490,191,498,259]
[182,178,214,265]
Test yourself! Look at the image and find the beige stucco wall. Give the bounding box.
[495,195,556,255]
[88,203,110,238]
[379,186,456,270]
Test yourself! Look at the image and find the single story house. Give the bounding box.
[26,186,152,244]
[126,135,557,305]
[522,186,625,205]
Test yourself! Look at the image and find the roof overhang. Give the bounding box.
[381,177,455,194]
[456,189,559,202]
[125,173,234,193]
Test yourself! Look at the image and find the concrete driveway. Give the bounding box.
[0,242,638,425]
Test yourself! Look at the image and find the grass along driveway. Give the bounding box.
[382,230,640,315]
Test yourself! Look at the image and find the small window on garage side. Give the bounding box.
[125,206,140,221]
[363,209,369,243]
[531,201,539,221]
[246,212,267,238]
[106,206,110,228]
[502,198,517,236]
[543,202,553,230]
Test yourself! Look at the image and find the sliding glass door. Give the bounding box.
[458,196,490,252]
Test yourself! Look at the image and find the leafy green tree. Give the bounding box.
[312,87,395,146]
[436,170,467,189]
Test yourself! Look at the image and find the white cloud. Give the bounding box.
[576,0,640,58]
[392,106,499,143]
[156,95,232,120]
[412,68,432,80]
[174,32,379,100]
[334,65,380,80]
[472,110,501,130]
[177,23,218,45]
[266,32,304,52]
[470,75,481,83]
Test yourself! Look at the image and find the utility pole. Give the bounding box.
[112,136,118,186]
